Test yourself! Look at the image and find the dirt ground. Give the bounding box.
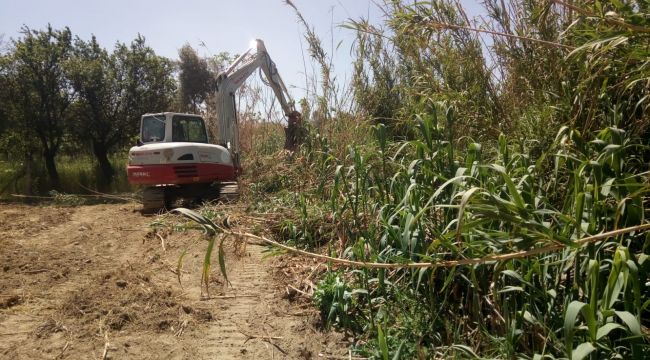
[0,202,349,359]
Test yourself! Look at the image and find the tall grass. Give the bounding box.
[253,101,649,358]
[0,153,133,198]
[242,3,649,355]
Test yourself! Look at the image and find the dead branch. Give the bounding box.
[229,224,650,269]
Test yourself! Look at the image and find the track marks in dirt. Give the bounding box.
[0,205,72,238]
[193,246,348,359]
[0,203,347,359]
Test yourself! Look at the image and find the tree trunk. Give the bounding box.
[93,142,114,185]
[24,152,33,195]
[43,149,60,190]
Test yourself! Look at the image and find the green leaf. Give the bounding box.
[456,187,481,241]
[565,301,588,334]
[642,299,650,312]
[218,235,230,286]
[416,267,427,291]
[172,207,219,235]
[392,340,405,360]
[564,301,588,354]
[572,342,596,360]
[401,212,415,251]
[638,254,648,266]
[574,192,585,237]
[600,178,615,196]
[489,164,525,209]
[614,311,641,336]
[523,311,539,325]
[450,344,479,359]
[607,272,625,308]
[498,286,524,294]
[431,175,473,200]
[350,288,369,296]
[501,269,533,288]
[605,248,627,309]
[202,237,215,292]
[176,248,189,286]
[596,322,624,340]
[378,325,389,360]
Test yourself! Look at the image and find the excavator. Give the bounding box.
[127,39,301,211]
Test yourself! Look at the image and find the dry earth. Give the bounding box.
[0,202,349,359]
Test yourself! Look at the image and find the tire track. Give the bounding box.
[196,245,348,359]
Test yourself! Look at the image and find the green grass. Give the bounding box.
[246,102,649,359]
[0,153,134,199]
[254,2,650,356]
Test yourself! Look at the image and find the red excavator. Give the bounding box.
[127,39,300,210]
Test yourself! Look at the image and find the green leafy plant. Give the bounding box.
[564,247,645,359]
[172,208,229,298]
[255,100,649,357]
[236,1,650,357]
[49,190,86,206]
[313,271,361,331]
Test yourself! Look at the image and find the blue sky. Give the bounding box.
[0,0,485,101]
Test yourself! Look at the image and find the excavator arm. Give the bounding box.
[213,39,301,165]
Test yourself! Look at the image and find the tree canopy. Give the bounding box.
[0,26,176,190]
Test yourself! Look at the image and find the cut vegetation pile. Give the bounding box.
[58,265,212,336]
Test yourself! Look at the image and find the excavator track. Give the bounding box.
[141,187,170,213]
[216,182,239,202]
[140,183,239,212]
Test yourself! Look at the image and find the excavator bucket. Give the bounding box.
[284,111,305,151]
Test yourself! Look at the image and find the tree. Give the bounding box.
[67,35,117,182]
[0,50,41,195]
[0,52,9,139]
[177,44,213,112]
[10,25,74,189]
[68,35,175,183]
[115,35,176,133]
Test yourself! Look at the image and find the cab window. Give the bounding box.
[141,116,166,143]
[172,115,208,143]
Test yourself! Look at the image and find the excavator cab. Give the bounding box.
[140,113,209,144]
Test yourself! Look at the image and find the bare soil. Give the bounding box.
[0,202,348,359]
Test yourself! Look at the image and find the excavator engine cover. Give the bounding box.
[127,142,236,185]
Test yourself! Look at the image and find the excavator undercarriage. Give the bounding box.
[141,182,239,212]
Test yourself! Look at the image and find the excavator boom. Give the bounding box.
[213,39,298,163]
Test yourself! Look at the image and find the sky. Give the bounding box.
[0,0,485,102]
